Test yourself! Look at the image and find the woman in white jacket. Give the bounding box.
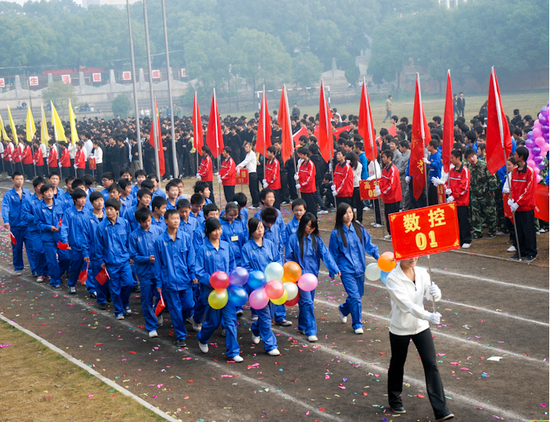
[385,257,454,421]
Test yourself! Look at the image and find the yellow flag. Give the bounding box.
[26,107,36,143]
[7,105,17,145]
[68,100,78,145]
[0,114,9,142]
[51,101,66,142]
[41,105,49,145]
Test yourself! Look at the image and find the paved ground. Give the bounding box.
[0,179,547,422]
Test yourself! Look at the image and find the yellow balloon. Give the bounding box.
[208,289,228,309]
[270,290,288,305]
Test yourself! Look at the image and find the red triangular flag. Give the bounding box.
[78,263,89,285]
[292,126,308,146]
[58,218,62,226]
[205,89,224,158]
[358,79,378,161]
[256,87,272,156]
[278,85,293,162]
[486,67,512,175]
[95,268,109,285]
[192,92,204,152]
[410,73,432,200]
[318,80,334,163]
[155,293,166,316]
[57,241,69,250]
[9,231,16,245]
[442,70,454,174]
[149,100,165,177]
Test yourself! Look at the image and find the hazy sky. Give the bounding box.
[3,0,84,5]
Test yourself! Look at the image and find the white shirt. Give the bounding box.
[352,162,362,188]
[68,143,77,159]
[84,139,93,156]
[368,160,381,178]
[237,151,257,173]
[91,146,103,164]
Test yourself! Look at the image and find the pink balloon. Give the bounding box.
[534,119,542,129]
[535,136,546,148]
[540,143,550,154]
[249,287,269,310]
[527,159,537,169]
[534,166,540,175]
[532,127,542,138]
[537,175,542,183]
[265,280,285,299]
[297,273,318,292]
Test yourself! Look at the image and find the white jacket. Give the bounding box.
[385,263,441,336]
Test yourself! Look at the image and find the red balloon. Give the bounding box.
[285,292,300,306]
[265,279,285,299]
[210,271,230,290]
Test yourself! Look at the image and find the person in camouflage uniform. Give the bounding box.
[465,148,499,239]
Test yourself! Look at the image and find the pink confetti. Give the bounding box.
[0,344,11,348]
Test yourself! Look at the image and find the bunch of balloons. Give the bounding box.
[525,103,549,183]
[365,251,397,285]
[208,267,249,310]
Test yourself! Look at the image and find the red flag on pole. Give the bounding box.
[318,80,333,163]
[410,73,432,200]
[486,67,512,175]
[192,92,204,152]
[358,79,378,161]
[57,241,69,250]
[256,87,272,155]
[155,293,166,316]
[292,127,308,145]
[149,101,165,177]
[206,89,224,158]
[78,263,89,285]
[95,268,109,285]
[442,70,454,174]
[278,85,293,162]
[9,231,16,245]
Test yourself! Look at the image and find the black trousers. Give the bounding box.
[428,183,438,206]
[36,165,46,178]
[301,191,318,215]
[249,172,260,207]
[373,198,382,224]
[223,185,235,204]
[273,188,281,210]
[352,187,363,222]
[335,196,352,207]
[388,328,450,419]
[457,205,472,244]
[384,201,400,235]
[410,188,427,210]
[514,209,537,257]
[206,181,215,205]
[23,164,34,180]
[280,171,290,203]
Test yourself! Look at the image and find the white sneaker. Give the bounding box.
[157,315,164,325]
[370,222,376,226]
[384,234,392,240]
[507,245,516,252]
[307,335,318,342]
[116,314,125,320]
[198,340,209,353]
[267,348,280,356]
[339,310,348,324]
[250,315,259,321]
[355,328,364,334]
[373,223,383,228]
[251,333,261,344]
[495,231,505,236]
[187,317,201,332]
[461,243,471,249]
[36,276,44,283]
[318,210,329,215]
[363,206,371,211]
[232,355,243,363]
[149,330,158,338]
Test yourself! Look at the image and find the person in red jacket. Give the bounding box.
[59,142,72,179]
[75,141,87,178]
[447,149,471,248]
[47,139,59,175]
[332,148,354,206]
[297,146,317,215]
[219,146,236,203]
[33,139,45,177]
[21,140,34,181]
[197,145,215,204]
[378,150,402,239]
[13,141,23,175]
[3,140,13,177]
[263,146,282,209]
[509,146,537,261]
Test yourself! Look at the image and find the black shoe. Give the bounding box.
[390,406,406,414]
[89,291,97,299]
[174,340,186,347]
[510,254,521,259]
[524,255,537,262]
[133,284,141,293]
[472,233,483,239]
[106,294,112,303]
[436,413,455,421]
[485,233,496,239]
[98,303,107,310]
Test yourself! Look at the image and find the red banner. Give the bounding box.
[359,179,379,200]
[535,184,549,222]
[389,203,460,260]
[437,184,446,204]
[89,158,96,170]
[236,168,249,185]
[503,192,512,219]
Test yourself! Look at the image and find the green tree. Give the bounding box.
[112,94,132,117]
[292,52,323,88]
[42,81,77,119]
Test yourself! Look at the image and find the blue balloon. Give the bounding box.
[227,286,248,307]
[247,270,267,290]
[380,271,390,285]
[230,267,249,286]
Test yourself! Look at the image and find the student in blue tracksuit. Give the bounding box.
[2,172,31,273]
[285,198,307,241]
[148,174,167,200]
[95,198,134,320]
[254,189,286,252]
[154,209,196,347]
[196,218,242,361]
[131,170,147,197]
[189,193,206,226]
[61,189,92,295]
[426,140,443,206]
[35,183,65,289]
[87,192,109,310]
[124,188,152,232]
[129,207,164,338]
[192,203,219,252]
[118,179,136,209]
[151,196,167,230]
[329,202,379,334]
[286,212,340,342]
[22,177,47,281]
[100,172,115,200]
[165,180,180,210]
[241,217,281,356]
[232,192,249,223]
[176,198,198,238]
[70,178,93,214]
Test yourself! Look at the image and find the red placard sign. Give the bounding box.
[0,78,4,88]
[181,68,186,77]
[236,168,249,185]
[389,202,460,260]
[89,158,97,170]
[535,184,549,222]
[92,73,101,82]
[359,179,379,200]
[29,76,39,86]
[437,184,446,204]
[503,192,512,219]
[122,71,131,81]
[152,70,160,79]
[61,74,71,84]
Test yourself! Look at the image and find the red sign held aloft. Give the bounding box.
[236,168,249,185]
[359,179,379,200]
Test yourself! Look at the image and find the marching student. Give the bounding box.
[196,218,242,362]
[285,213,340,342]
[165,180,180,210]
[33,139,46,177]
[147,174,166,200]
[2,171,31,274]
[129,207,164,338]
[332,148,354,206]
[47,140,59,175]
[329,202,379,334]
[108,184,127,218]
[151,196,167,229]
[118,179,135,210]
[22,177,47,281]
[154,209,196,347]
[59,142,72,179]
[131,169,147,197]
[379,150,402,239]
[194,181,212,208]
[100,172,115,200]
[285,198,307,241]
[296,146,318,215]
[445,150,472,248]
[95,198,135,320]
[124,188,152,232]
[232,192,250,223]
[219,146,237,203]
[21,140,33,181]
[74,141,87,178]
[263,146,282,209]
[4,140,14,177]
[241,217,281,356]
[87,191,110,310]
[189,193,206,226]
[193,203,220,251]
[176,198,198,239]
[220,202,248,267]
[48,171,64,200]
[197,145,215,204]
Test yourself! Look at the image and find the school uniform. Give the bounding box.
[22,145,33,180]
[100,188,110,201]
[60,148,71,179]
[191,220,208,323]
[178,216,198,239]
[151,188,167,201]
[265,158,282,208]
[95,216,134,318]
[87,213,110,305]
[380,163,403,235]
[21,193,47,277]
[220,156,237,203]
[35,198,66,287]
[427,150,442,205]
[75,149,86,179]
[2,187,31,271]
[285,216,300,242]
[285,233,339,337]
[129,225,164,333]
[34,147,46,178]
[61,205,93,291]
[298,159,317,214]
[329,223,379,330]
[447,164,471,245]
[333,161,354,205]
[151,215,166,230]
[154,230,196,342]
[123,205,140,232]
[511,165,537,258]
[198,155,215,204]
[190,211,205,227]
[196,239,240,358]
[166,198,178,210]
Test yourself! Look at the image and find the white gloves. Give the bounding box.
[331,186,338,197]
[405,176,411,184]
[431,177,444,186]
[446,196,454,203]
[262,179,268,189]
[73,164,78,169]
[375,186,381,196]
[429,284,441,301]
[423,157,430,164]
[217,175,222,184]
[293,174,299,181]
[509,200,519,212]
[295,183,301,190]
[196,173,201,181]
[502,185,510,194]
[367,175,375,182]
[445,188,452,195]
[429,312,442,325]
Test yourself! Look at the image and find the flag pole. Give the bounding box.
[214,88,222,205]
[262,86,267,191]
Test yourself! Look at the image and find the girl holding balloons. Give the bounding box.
[329,203,379,334]
[285,212,340,342]
[241,217,281,356]
[195,218,242,362]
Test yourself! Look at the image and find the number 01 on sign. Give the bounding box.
[388,203,460,260]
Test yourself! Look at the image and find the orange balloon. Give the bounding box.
[377,251,396,272]
[282,261,302,283]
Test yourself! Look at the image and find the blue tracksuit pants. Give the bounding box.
[163,289,193,341]
[251,305,278,352]
[107,263,134,317]
[298,287,317,336]
[11,226,28,271]
[140,276,160,332]
[338,273,364,330]
[197,300,240,358]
